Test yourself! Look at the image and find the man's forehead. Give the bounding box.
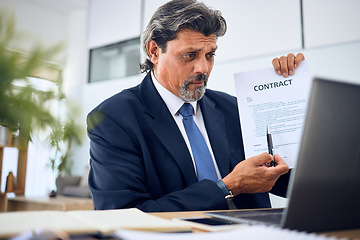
[171,28,218,49]
[176,28,217,40]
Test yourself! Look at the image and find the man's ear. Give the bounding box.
[146,40,160,64]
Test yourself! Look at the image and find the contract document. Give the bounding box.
[234,61,311,168]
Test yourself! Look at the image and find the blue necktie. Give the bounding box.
[179,103,218,182]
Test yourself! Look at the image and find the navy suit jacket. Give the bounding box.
[87,74,289,212]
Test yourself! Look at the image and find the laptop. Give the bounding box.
[206,77,360,232]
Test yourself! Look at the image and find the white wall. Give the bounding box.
[0,0,67,61]
[303,0,360,48]
[0,0,89,86]
[88,0,142,48]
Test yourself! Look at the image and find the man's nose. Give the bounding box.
[194,57,209,74]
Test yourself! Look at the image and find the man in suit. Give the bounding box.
[87,0,305,212]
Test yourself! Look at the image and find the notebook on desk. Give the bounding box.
[207,77,360,232]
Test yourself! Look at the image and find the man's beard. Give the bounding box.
[179,74,208,102]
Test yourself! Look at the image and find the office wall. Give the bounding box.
[0,0,67,59]
[303,0,360,48]
[88,0,142,48]
[0,0,89,87]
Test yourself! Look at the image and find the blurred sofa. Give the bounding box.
[55,167,91,198]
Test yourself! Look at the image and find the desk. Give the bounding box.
[150,210,360,240]
[7,196,93,211]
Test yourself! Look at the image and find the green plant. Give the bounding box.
[0,10,64,141]
[0,10,84,176]
[48,102,84,176]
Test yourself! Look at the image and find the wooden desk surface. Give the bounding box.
[7,196,93,211]
[150,210,360,240]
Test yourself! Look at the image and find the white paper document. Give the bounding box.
[114,225,339,240]
[234,61,312,168]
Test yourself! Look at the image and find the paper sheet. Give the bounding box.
[234,61,312,168]
[114,225,339,240]
[0,208,190,239]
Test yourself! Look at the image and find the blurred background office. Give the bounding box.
[0,0,359,207]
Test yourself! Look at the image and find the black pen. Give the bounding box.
[266,126,276,167]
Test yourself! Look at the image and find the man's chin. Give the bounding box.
[179,86,206,102]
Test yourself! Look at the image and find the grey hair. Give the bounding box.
[139,0,227,74]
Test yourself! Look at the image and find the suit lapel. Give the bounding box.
[199,95,231,178]
[139,75,198,185]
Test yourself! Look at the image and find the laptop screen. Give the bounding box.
[282,77,360,232]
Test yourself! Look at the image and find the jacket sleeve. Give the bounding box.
[87,110,229,212]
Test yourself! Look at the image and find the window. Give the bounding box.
[88,37,141,83]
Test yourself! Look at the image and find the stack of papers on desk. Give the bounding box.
[0,208,191,239]
[114,225,343,240]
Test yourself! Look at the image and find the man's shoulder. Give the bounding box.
[90,75,154,114]
[87,85,144,131]
[94,85,141,112]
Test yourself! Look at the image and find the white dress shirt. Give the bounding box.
[151,72,222,180]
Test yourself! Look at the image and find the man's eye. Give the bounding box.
[207,53,216,58]
[184,53,195,59]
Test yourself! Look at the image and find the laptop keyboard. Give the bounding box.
[237,211,283,225]
[207,208,285,226]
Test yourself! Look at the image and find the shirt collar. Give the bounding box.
[151,72,198,116]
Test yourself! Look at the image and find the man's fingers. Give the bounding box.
[250,152,273,166]
[287,53,295,76]
[295,53,305,68]
[272,58,281,75]
[272,53,305,76]
[279,56,288,77]
[274,154,285,164]
[271,154,289,175]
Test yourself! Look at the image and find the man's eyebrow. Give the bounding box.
[185,46,218,52]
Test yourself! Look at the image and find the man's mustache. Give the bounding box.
[184,74,208,85]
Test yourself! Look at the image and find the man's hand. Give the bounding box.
[272,53,305,77]
[222,153,289,196]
